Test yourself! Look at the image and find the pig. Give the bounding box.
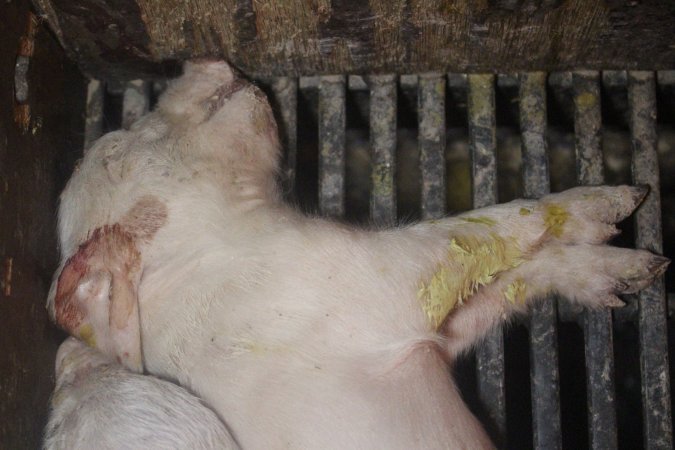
[47,60,669,449]
[43,337,240,450]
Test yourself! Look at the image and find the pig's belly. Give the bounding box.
[192,344,494,450]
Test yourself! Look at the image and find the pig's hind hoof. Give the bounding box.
[572,246,669,308]
[512,244,670,310]
[539,185,650,245]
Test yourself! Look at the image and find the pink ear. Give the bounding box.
[54,224,143,372]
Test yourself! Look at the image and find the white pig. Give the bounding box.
[43,337,240,450]
[47,60,669,449]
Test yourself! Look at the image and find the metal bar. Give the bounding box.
[573,70,618,450]
[468,74,498,208]
[418,73,446,219]
[628,71,673,450]
[573,72,604,185]
[153,80,168,98]
[603,71,628,89]
[301,73,574,91]
[467,74,506,445]
[83,79,104,152]
[121,80,151,130]
[519,73,551,198]
[271,77,298,195]
[318,75,346,217]
[368,75,397,225]
[657,70,675,86]
[519,72,562,450]
[304,75,417,91]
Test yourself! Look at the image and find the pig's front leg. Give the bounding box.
[392,185,668,356]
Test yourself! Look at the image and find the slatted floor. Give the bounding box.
[85,70,674,450]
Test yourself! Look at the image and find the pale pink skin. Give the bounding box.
[48,61,669,449]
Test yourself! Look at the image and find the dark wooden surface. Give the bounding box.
[0,1,85,447]
[33,0,675,82]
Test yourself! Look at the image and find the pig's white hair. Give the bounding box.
[43,339,239,450]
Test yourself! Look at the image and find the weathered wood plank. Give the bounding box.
[33,0,675,81]
[0,2,86,448]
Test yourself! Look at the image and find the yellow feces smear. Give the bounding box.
[504,278,527,305]
[543,204,568,238]
[78,323,97,348]
[418,233,522,329]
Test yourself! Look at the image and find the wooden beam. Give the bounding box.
[34,0,675,81]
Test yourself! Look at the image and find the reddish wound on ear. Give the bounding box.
[54,224,139,333]
[54,243,93,332]
[54,196,166,334]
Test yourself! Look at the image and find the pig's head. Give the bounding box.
[47,60,282,372]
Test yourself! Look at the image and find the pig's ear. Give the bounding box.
[52,226,143,372]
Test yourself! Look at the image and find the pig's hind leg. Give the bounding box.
[442,244,668,357]
[456,185,651,248]
[439,185,669,357]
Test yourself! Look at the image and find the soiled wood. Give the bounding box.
[34,0,675,81]
[1,1,86,447]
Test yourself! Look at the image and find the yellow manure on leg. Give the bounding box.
[418,233,523,329]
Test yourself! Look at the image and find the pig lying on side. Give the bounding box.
[43,337,239,450]
[47,60,669,449]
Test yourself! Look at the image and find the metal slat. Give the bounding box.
[318,76,346,217]
[121,80,151,130]
[83,79,104,152]
[573,71,618,449]
[573,72,604,185]
[519,72,562,450]
[628,71,673,450]
[418,74,446,219]
[468,74,506,444]
[271,77,298,195]
[368,75,397,225]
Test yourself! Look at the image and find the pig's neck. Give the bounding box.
[137,202,302,379]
